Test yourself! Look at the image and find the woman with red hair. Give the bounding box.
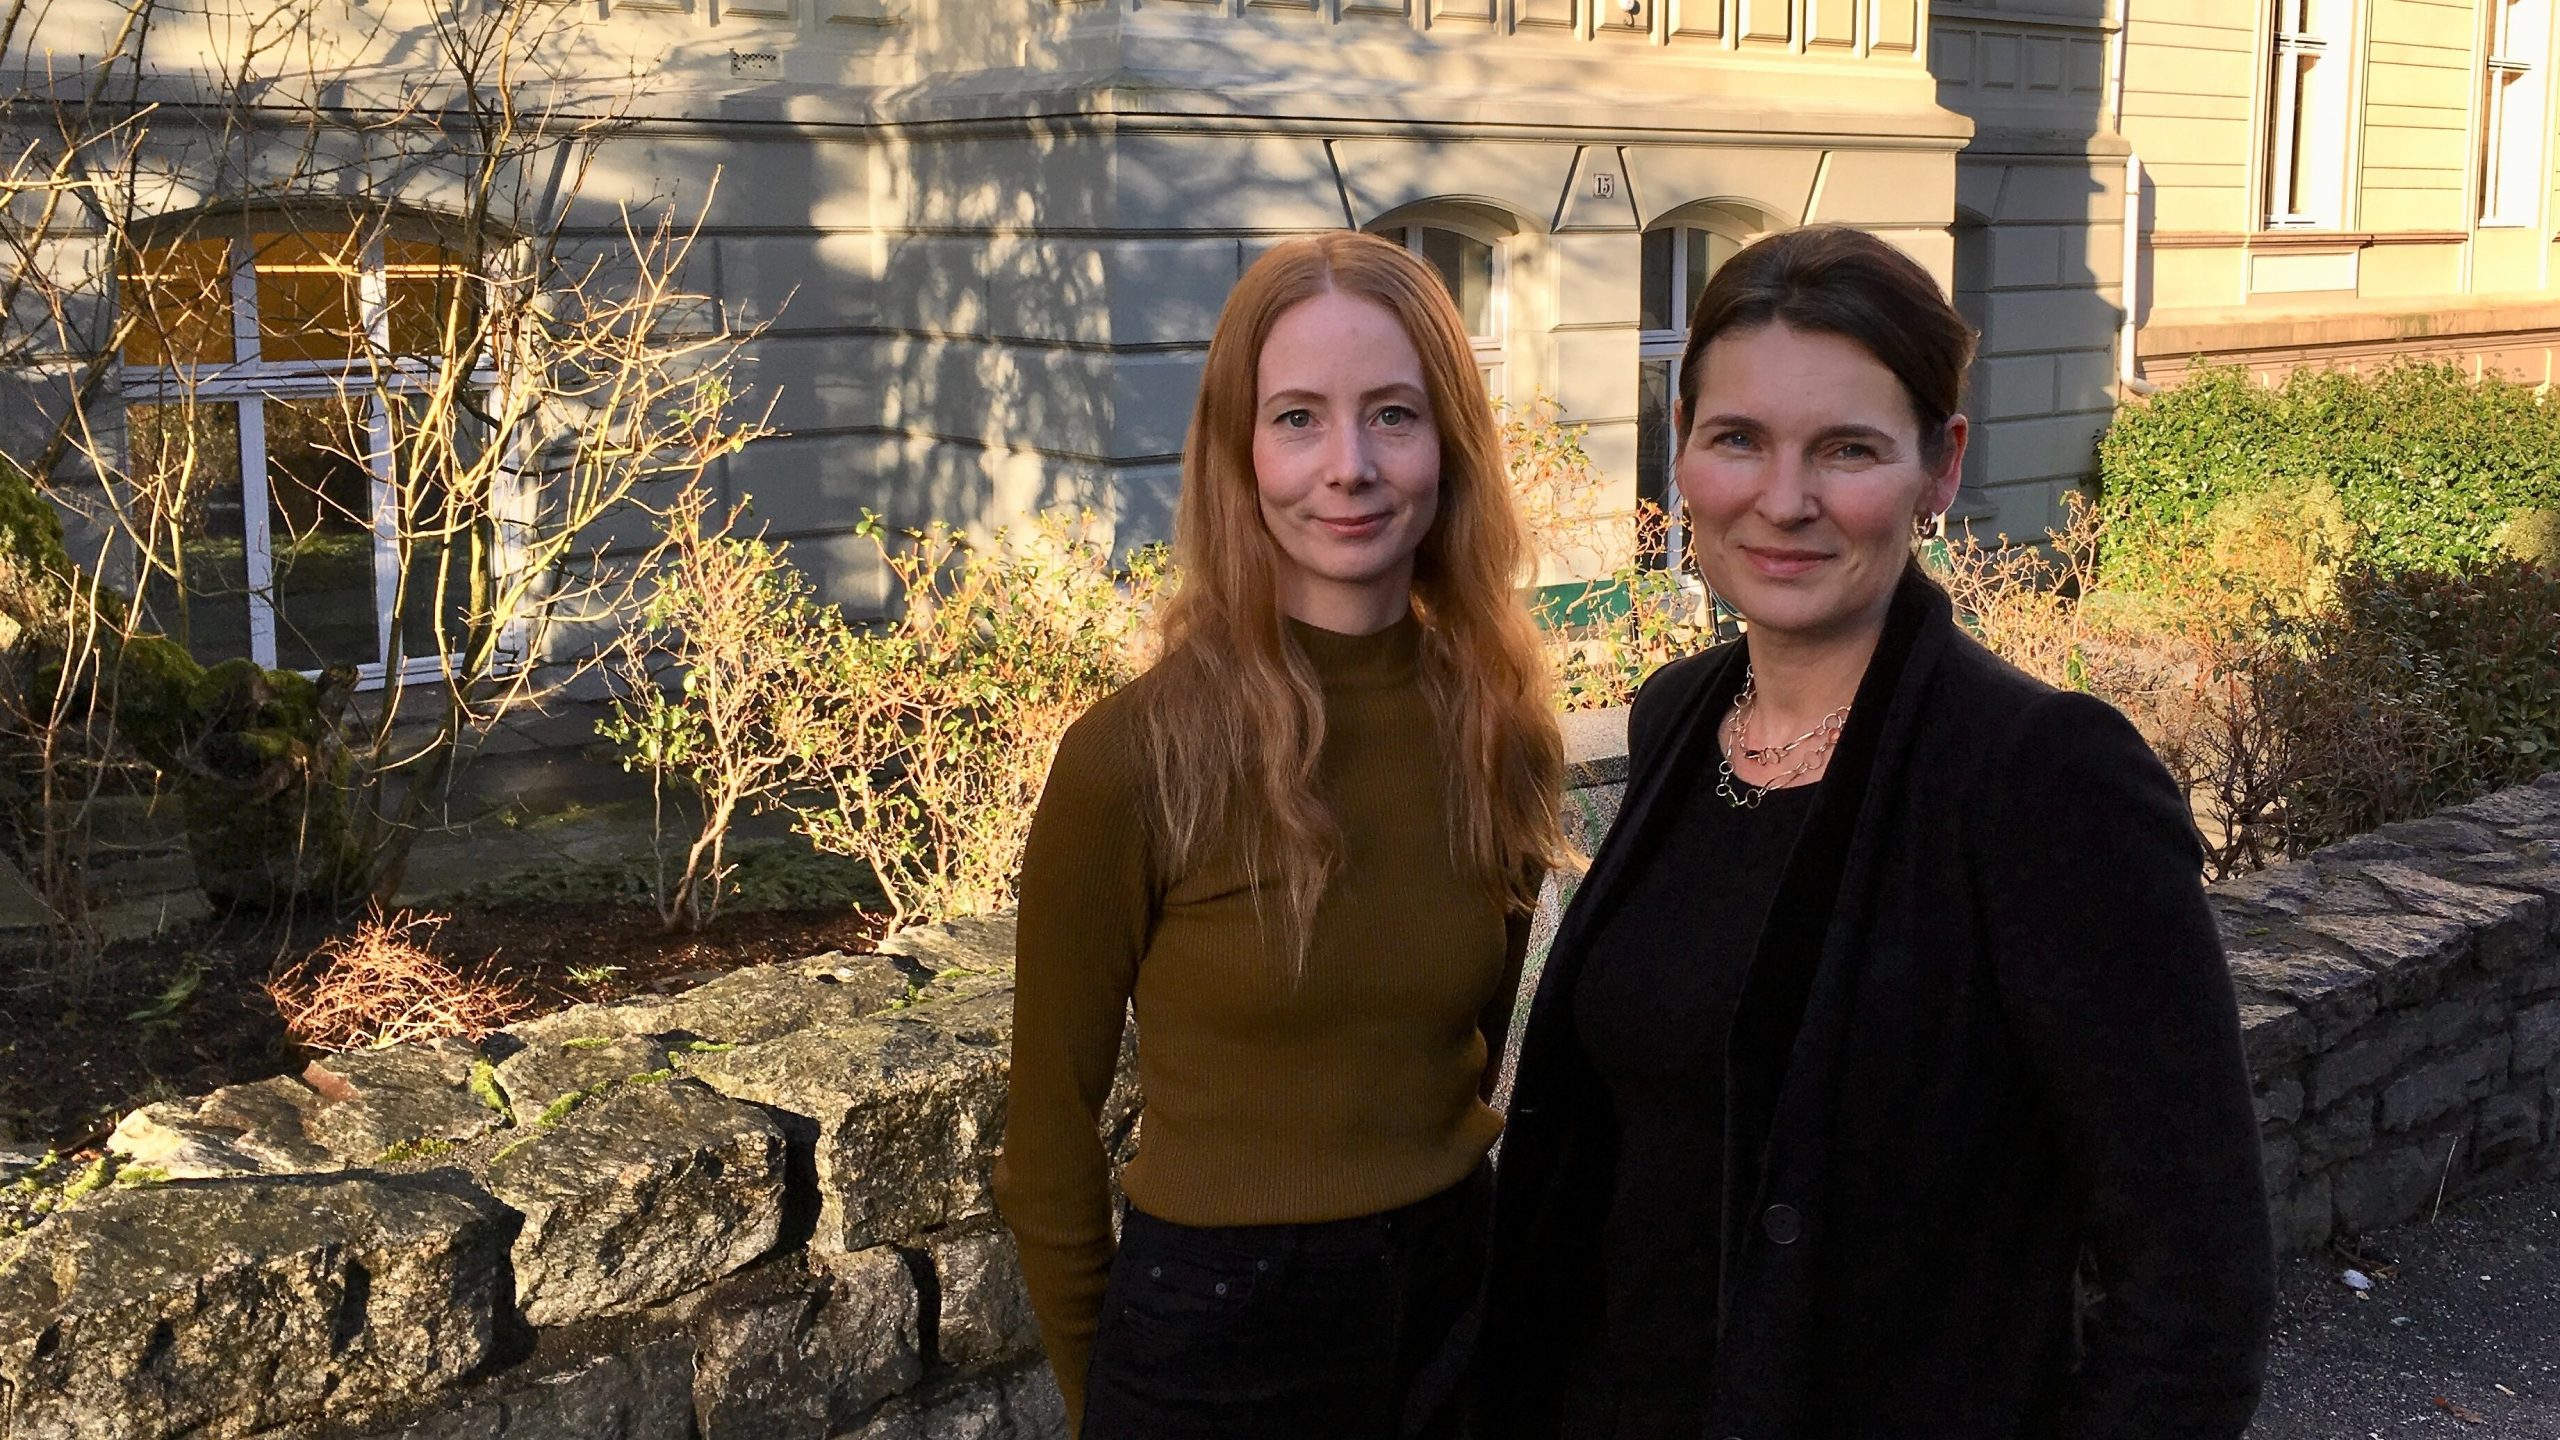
[993,230,1570,1440]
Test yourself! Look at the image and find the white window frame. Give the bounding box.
[2265,0,2355,229]
[119,225,514,689]
[1380,221,1508,396]
[2480,0,2551,227]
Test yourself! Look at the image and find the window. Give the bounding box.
[118,224,496,683]
[2481,0,2551,225]
[1638,225,1742,570]
[2265,0,2354,228]
[1379,223,1506,394]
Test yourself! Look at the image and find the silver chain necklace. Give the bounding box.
[1716,664,1850,809]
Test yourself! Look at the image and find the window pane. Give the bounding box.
[1420,228,1496,340]
[128,400,252,663]
[388,391,486,666]
[264,395,381,670]
[253,231,366,363]
[2287,53,2320,217]
[1638,357,1673,553]
[385,237,478,358]
[120,238,235,368]
[1640,229,1675,333]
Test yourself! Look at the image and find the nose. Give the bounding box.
[1754,450,1820,526]
[1321,421,1378,488]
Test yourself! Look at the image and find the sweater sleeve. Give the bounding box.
[1981,691,2275,1440]
[992,699,1156,1433]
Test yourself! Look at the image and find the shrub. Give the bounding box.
[1498,398,1719,711]
[1536,507,1720,713]
[1501,396,1632,586]
[602,485,851,931]
[2256,562,2560,854]
[2499,508,2560,567]
[2097,362,2560,590]
[267,908,532,1051]
[786,514,1161,926]
[1936,501,2286,877]
[1949,498,2560,877]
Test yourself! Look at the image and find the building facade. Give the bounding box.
[14,0,2560,667]
[1936,0,2560,542]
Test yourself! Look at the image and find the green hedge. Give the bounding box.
[2096,362,2560,589]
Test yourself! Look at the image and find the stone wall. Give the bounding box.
[8,747,2560,1440]
[0,916,1105,1440]
[2214,780,2560,1253]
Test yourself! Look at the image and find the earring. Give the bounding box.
[1913,512,1937,541]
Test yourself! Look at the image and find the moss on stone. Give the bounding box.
[532,1090,587,1129]
[58,1153,114,1205]
[468,1059,514,1125]
[372,1136,455,1166]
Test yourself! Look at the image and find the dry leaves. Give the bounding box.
[266,908,532,1052]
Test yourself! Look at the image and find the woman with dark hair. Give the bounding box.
[1472,225,2274,1440]
[993,230,1572,1440]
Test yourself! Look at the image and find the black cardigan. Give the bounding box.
[1475,572,2274,1440]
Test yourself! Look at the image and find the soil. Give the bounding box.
[0,901,885,1153]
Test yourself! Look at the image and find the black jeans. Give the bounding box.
[1081,1164,1493,1440]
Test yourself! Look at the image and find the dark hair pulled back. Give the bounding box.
[1675,225,1979,470]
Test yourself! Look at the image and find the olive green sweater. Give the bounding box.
[992,615,1531,1431]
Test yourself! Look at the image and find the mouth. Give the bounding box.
[1314,512,1393,541]
[1739,543,1833,578]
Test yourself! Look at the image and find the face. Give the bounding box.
[1250,288,1442,632]
[1674,322,1965,648]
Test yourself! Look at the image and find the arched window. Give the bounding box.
[118,220,494,682]
[1637,220,1752,569]
[1374,221,1507,395]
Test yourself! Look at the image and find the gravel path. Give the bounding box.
[2251,1176,2560,1437]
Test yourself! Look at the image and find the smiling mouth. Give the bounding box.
[1741,544,1832,575]
[1316,513,1393,539]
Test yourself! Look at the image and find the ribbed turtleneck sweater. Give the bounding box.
[992,613,1531,1432]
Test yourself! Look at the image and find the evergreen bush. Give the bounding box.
[2096,362,2560,589]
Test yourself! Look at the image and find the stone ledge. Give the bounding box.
[0,1170,510,1440]
[9,770,2560,1440]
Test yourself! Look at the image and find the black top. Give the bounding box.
[1475,571,2273,1440]
[1569,770,1820,1439]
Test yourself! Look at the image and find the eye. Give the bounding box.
[1833,441,1877,461]
[1375,405,1416,428]
[1710,429,1755,451]
[1275,408,1314,430]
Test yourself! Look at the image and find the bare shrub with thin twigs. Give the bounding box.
[1500,401,1717,711]
[2,0,774,913]
[787,514,1164,927]
[266,907,531,1052]
[601,483,851,932]
[1938,499,2292,879]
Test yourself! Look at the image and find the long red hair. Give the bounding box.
[1137,231,1568,953]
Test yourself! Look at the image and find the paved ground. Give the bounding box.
[2253,1176,2560,1437]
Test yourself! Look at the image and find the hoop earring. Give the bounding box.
[1913,511,1938,541]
